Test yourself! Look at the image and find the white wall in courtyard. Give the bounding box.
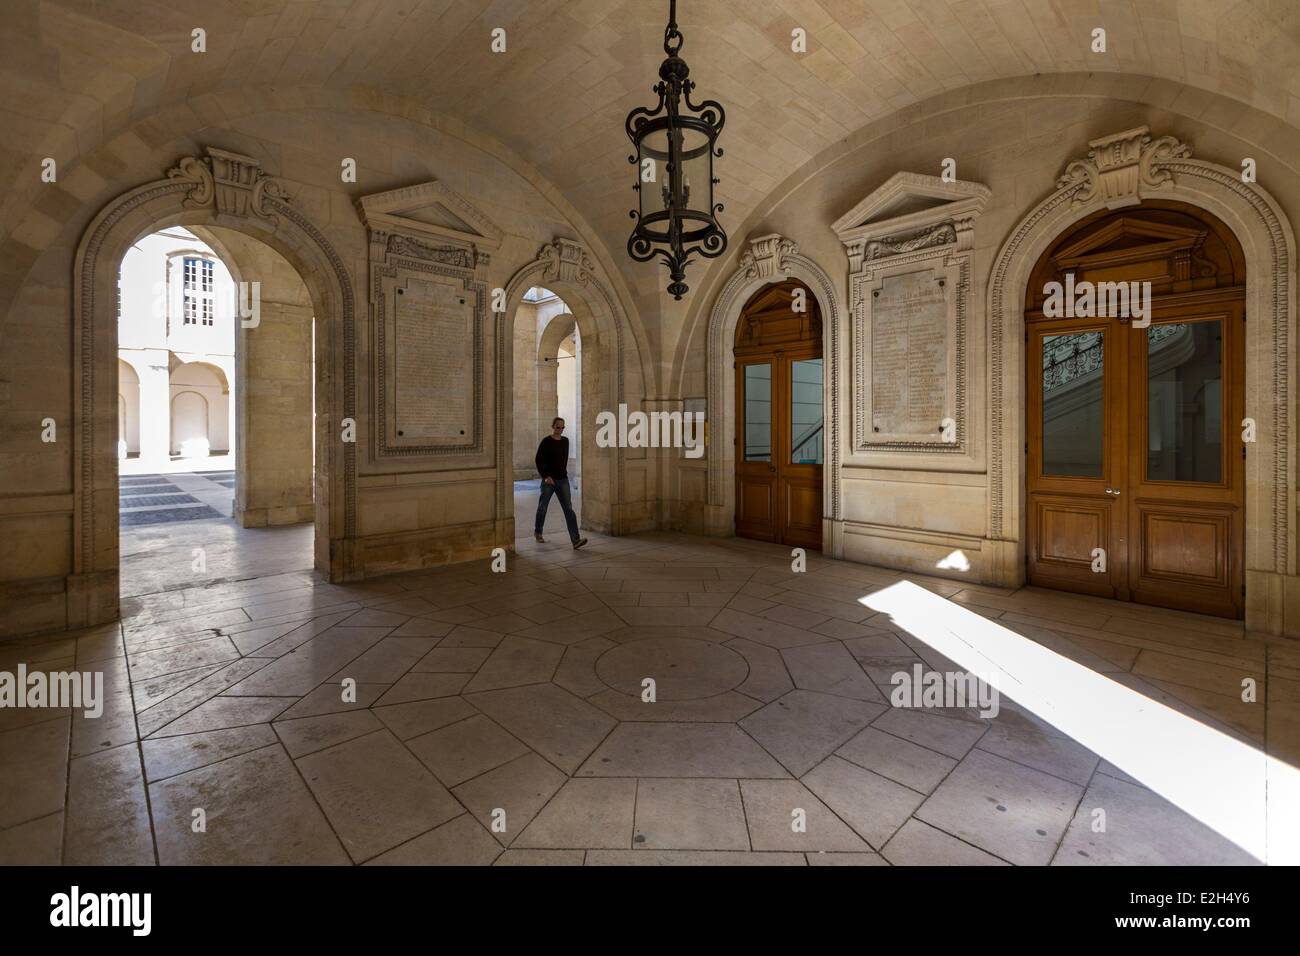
[118,228,235,460]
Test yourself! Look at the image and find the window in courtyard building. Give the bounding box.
[183,256,215,326]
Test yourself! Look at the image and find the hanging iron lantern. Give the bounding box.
[625,0,727,300]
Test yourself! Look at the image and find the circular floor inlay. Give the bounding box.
[595,637,748,700]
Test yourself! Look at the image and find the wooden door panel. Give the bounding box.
[1032,497,1116,597]
[736,475,776,540]
[782,475,822,549]
[1137,505,1229,585]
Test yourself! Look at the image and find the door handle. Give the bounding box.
[1104,487,1121,496]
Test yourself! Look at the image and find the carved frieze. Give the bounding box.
[387,234,476,269]
[862,223,956,262]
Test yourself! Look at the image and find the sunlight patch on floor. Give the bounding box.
[860,580,1299,864]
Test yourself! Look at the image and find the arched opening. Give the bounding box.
[697,238,843,553]
[733,278,824,549]
[512,286,584,543]
[1024,200,1246,618]
[107,216,323,597]
[498,239,654,543]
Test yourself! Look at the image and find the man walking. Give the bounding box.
[534,417,587,549]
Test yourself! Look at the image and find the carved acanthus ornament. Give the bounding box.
[739,234,798,279]
[166,147,290,223]
[1056,126,1193,209]
[167,156,213,209]
[540,239,597,286]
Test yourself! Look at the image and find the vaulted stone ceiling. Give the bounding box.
[5,0,1300,309]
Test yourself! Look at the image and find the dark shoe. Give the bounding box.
[572,537,588,550]
[534,532,544,543]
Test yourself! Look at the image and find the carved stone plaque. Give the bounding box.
[359,180,496,463]
[835,172,987,460]
[394,276,473,443]
[871,271,947,438]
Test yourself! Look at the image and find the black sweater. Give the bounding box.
[535,436,569,479]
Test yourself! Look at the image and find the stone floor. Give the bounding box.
[120,491,313,601]
[1,531,1296,866]
[117,475,574,600]
[120,471,233,528]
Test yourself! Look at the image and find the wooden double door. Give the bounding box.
[734,280,823,550]
[1026,205,1246,619]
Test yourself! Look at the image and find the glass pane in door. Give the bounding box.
[1042,331,1104,477]
[790,358,823,464]
[743,363,772,462]
[1146,321,1223,483]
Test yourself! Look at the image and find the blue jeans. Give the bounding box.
[535,477,580,543]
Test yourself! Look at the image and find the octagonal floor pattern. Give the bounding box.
[1,532,1295,866]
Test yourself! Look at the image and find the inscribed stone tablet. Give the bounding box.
[871,270,947,438]
[394,277,473,443]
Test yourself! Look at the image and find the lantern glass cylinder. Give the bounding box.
[636,122,713,235]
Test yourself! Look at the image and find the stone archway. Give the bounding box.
[988,127,1297,635]
[704,234,845,556]
[499,240,635,538]
[69,147,358,628]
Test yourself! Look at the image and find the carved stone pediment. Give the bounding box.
[357,180,503,265]
[167,147,291,223]
[833,172,990,270]
[1056,126,1192,209]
